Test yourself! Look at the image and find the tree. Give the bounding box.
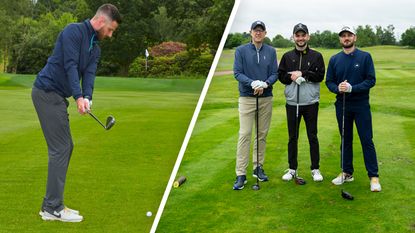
[400,27,415,47]
[376,25,396,45]
[309,30,339,48]
[271,34,293,48]
[355,25,378,47]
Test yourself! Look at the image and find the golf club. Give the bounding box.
[87,110,115,130]
[252,94,260,191]
[294,80,306,185]
[341,92,353,200]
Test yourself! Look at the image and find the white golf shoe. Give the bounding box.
[370,177,381,192]
[331,172,354,185]
[311,169,323,182]
[282,169,296,181]
[40,208,83,222]
[39,206,79,216]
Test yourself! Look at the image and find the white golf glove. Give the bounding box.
[345,83,352,93]
[251,80,262,89]
[295,77,306,85]
[84,98,92,111]
[260,81,268,89]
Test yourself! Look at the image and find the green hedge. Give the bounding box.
[129,51,213,78]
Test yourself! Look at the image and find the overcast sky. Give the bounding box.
[230,0,415,40]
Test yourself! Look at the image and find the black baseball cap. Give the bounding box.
[251,20,266,30]
[293,23,309,34]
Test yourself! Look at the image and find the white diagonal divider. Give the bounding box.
[149,1,241,232]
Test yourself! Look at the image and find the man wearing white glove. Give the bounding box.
[278,23,325,182]
[32,4,121,222]
[233,20,278,190]
[326,26,381,192]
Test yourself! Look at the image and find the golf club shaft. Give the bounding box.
[341,93,346,183]
[256,94,260,187]
[88,111,106,129]
[295,83,300,178]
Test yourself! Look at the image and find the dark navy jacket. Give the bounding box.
[34,19,100,100]
[326,48,375,103]
[233,43,278,97]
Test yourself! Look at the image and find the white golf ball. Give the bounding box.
[146,211,152,217]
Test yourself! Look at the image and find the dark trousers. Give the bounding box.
[286,102,320,170]
[32,87,73,213]
[335,101,379,178]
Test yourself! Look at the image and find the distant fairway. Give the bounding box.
[0,74,204,232]
[157,46,415,232]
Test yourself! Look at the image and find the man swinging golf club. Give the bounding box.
[32,4,121,222]
[233,20,278,190]
[326,26,381,192]
[278,23,325,183]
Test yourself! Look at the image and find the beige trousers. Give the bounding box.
[236,96,273,176]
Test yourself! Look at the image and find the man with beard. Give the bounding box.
[326,26,381,192]
[278,23,325,182]
[233,21,278,190]
[32,4,121,222]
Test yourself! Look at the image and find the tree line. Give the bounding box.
[0,0,234,76]
[225,25,415,49]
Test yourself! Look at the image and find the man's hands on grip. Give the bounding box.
[251,80,268,96]
[76,97,92,115]
[338,80,352,93]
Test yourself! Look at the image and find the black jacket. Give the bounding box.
[278,46,325,85]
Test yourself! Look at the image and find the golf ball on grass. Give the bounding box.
[146,211,152,217]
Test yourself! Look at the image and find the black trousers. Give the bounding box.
[286,102,320,170]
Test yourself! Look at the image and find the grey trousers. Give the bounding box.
[32,87,73,213]
[236,96,273,176]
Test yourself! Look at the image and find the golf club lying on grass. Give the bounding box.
[340,92,353,200]
[87,110,115,130]
[252,95,260,191]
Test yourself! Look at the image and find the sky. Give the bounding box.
[230,0,415,40]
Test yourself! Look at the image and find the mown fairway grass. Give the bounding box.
[157,46,415,232]
[0,74,204,232]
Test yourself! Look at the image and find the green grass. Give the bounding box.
[157,46,415,232]
[0,74,204,232]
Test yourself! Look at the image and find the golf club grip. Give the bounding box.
[88,112,106,128]
[173,176,186,188]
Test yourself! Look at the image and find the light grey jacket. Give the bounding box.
[284,81,320,106]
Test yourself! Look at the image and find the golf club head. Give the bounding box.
[341,189,354,200]
[295,177,306,185]
[105,116,115,130]
[252,183,260,190]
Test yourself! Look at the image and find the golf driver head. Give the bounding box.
[295,177,306,185]
[341,189,354,200]
[105,116,115,130]
[252,183,260,190]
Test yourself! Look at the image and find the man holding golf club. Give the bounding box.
[31,4,121,222]
[233,21,278,190]
[278,23,325,182]
[326,26,381,192]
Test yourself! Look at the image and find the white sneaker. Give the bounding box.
[39,206,79,216]
[282,169,296,181]
[311,169,323,182]
[331,172,354,185]
[370,177,381,192]
[41,208,83,222]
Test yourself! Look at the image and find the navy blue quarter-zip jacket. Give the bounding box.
[234,43,278,97]
[34,19,100,100]
[326,48,375,103]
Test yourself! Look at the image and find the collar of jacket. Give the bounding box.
[84,19,99,51]
[249,42,263,51]
[294,45,310,55]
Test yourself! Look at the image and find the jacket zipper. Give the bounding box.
[256,48,260,64]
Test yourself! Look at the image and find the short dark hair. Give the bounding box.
[97,4,122,24]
